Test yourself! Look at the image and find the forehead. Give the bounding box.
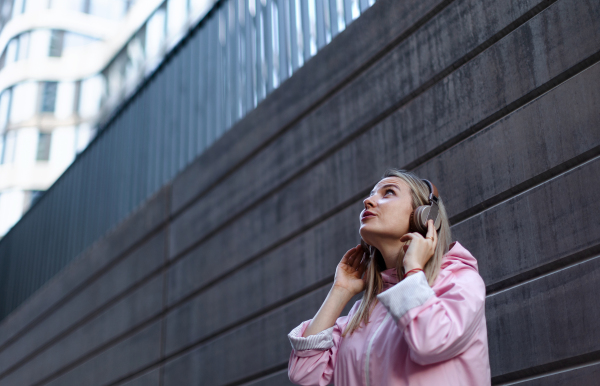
[371,177,408,194]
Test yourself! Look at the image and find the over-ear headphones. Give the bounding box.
[409,179,442,236]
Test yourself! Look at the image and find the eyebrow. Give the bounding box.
[370,183,400,196]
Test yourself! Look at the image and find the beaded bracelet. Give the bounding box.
[403,268,423,280]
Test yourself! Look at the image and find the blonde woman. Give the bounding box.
[287,169,491,386]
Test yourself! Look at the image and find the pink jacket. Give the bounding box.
[287,241,491,386]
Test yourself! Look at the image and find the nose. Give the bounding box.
[363,195,375,210]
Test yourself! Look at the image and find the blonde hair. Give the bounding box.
[342,169,452,337]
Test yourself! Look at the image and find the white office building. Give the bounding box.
[0,0,215,237]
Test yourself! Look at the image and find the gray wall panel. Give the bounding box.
[164,201,363,355]
[241,369,293,386]
[432,65,600,290]
[0,188,168,354]
[117,368,161,386]
[488,253,600,382]
[42,321,162,386]
[506,363,600,386]
[453,156,600,287]
[165,105,599,359]
[1,275,163,386]
[169,0,572,259]
[162,285,332,386]
[0,231,166,379]
[166,0,599,309]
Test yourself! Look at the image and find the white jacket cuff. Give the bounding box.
[377,271,435,322]
[288,322,335,351]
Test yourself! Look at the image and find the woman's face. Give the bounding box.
[359,177,414,247]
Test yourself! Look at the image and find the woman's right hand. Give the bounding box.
[333,244,369,297]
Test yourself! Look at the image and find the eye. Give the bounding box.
[384,189,395,196]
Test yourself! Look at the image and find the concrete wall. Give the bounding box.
[1,0,599,384]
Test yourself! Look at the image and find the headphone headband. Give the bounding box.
[422,179,439,204]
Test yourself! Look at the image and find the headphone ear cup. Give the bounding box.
[409,210,416,232]
[411,205,442,235]
[409,209,426,234]
[411,206,429,235]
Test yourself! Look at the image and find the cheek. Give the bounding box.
[380,202,412,233]
[395,203,413,231]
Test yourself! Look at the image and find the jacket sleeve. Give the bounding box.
[376,269,486,366]
[287,302,359,386]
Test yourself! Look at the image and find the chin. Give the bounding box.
[359,227,377,248]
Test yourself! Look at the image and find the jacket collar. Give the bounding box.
[381,268,399,290]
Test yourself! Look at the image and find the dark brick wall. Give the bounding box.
[0,0,599,384]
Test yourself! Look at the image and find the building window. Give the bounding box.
[48,30,64,57]
[5,38,18,65]
[73,80,81,113]
[0,89,11,131]
[51,0,87,12]
[11,82,36,122]
[145,7,166,62]
[88,0,126,20]
[0,135,4,165]
[29,29,52,60]
[17,32,30,61]
[41,81,58,112]
[24,0,50,13]
[79,75,102,117]
[2,131,16,164]
[63,32,98,52]
[36,132,52,161]
[12,0,25,18]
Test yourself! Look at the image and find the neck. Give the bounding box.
[375,239,406,270]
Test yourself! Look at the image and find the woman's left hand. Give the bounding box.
[399,219,438,272]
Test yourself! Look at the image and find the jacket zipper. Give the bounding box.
[364,313,391,386]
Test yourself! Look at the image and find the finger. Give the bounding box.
[399,233,414,242]
[351,250,363,270]
[341,246,358,264]
[345,251,356,267]
[399,232,424,242]
[348,246,363,265]
[425,219,435,241]
[354,250,367,269]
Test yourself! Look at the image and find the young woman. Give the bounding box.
[287,169,491,386]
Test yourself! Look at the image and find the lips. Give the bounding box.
[361,210,376,219]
